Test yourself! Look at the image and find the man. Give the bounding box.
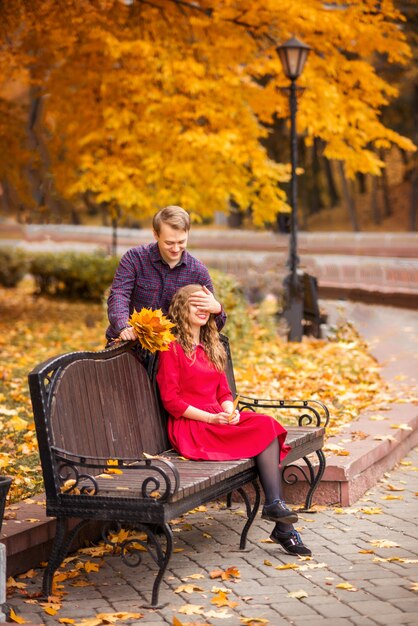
[106,205,226,343]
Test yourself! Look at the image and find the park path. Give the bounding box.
[6,447,418,626]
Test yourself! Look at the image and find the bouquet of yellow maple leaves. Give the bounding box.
[128,308,176,353]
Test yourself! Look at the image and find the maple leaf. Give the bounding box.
[211,590,238,608]
[7,577,27,589]
[178,604,205,615]
[9,609,27,624]
[128,308,176,353]
[174,583,205,594]
[209,566,240,580]
[84,561,100,573]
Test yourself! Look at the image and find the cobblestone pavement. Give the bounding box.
[7,449,418,626]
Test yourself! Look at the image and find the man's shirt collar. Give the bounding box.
[149,241,188,267]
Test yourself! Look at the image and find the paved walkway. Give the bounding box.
[6,447,418,625]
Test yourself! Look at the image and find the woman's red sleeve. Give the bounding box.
[217,371,233,404]
[156,345,189,419]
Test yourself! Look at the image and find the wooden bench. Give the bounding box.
[28,337,328,606]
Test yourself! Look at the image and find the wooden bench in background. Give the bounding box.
[28,337,328,606]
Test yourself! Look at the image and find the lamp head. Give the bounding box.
[277,36,311,80]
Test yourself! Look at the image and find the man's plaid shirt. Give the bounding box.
[106,242,226,341]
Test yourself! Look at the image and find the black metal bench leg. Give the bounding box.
[303,449,326,510]
[235,480,261,549]
[42,518,90,596]
[149,523,173,607]
[226,492,233,508]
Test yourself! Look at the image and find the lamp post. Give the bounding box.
[277,36,311,341]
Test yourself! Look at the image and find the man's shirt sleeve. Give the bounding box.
[107,249,137,334]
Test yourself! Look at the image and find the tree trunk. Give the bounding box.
[309,137,322,215]
[338,161,360,231]
[370,175,381,225]
[323,157,339,208]
[379,148,392,217]
[410,161,417,232]
[356,172,367,194]
[410,84,418,231]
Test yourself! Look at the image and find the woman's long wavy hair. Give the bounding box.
[168,284,227,372]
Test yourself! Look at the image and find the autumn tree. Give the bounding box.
[0,0,415,227]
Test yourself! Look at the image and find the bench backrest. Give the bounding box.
[29,344,170,499]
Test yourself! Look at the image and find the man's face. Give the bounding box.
[154,223,188,267]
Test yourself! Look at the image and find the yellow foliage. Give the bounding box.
[128,307,176,353]
[0,0,415,224]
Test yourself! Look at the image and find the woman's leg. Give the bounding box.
[255,439,311,555]
[254,437,282,503]
[255,438,298,524]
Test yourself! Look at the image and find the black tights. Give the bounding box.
[255,437,293,533]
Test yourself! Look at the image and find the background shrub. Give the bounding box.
[210,268,253,347]
[0,246,29,287]
[30,251,120,301]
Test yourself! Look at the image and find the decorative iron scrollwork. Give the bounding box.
[237,395,329,428]
[282,450,326,511]
[57,461,98,495]
[101,522,160,567]
[52,448,180,501]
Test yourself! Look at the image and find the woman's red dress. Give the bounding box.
[156,342,290,462]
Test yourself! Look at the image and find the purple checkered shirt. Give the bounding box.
[106,242,226,341]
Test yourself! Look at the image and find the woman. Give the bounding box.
[156,284,311,556]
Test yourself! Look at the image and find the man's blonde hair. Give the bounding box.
[152,206,191,235]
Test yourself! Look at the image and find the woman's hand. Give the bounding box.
[207,410,240,425]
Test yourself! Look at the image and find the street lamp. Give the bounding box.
[276,36,311,341]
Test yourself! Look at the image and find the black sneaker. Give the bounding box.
[270,527,312,556]
[261,498,298,524]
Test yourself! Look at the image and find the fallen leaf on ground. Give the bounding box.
[373,557,418,564]
[204,608,232,619]
[7,577,27,589]
[209,567,240,580]
[240,618,269,625]
[9,608,26,624]
[360,507,382,515]
[172,617,212,626]
[336,582,358,591]
[275,563,299,570]
[287,589,308,599]
[369,540,400,548]
[17,569,38,579]
[84,561,100,573]
[178,605,205,615]
[211,591,238,609]
[390,423,412,431]
[174,584,205,594]
[381,495,403,500]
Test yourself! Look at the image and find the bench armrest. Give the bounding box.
[237,395,329,429]
[51,447,180,502]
